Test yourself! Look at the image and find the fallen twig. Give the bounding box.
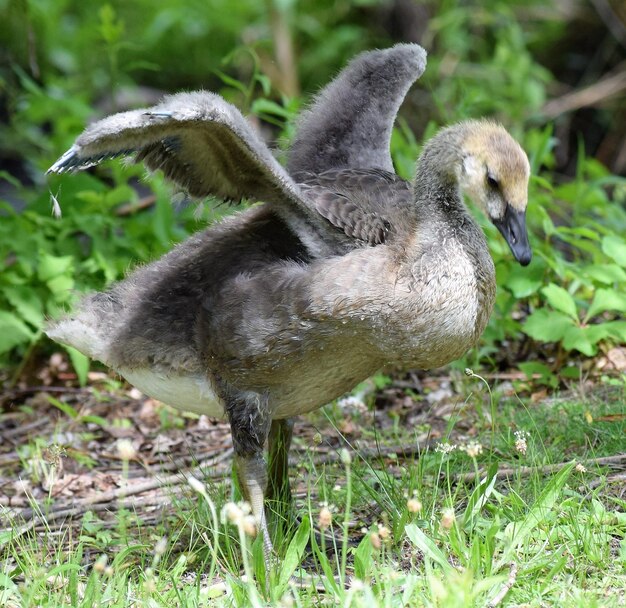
[1,449,233,542]
[454,453,626,483]
[543,66,626,118]
[583,471,626,491]
[488,562,518,607]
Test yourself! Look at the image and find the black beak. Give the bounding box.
[493,206,532,266]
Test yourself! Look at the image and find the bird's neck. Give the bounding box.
[412,127,469,225]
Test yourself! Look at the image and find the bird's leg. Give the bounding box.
[221,385,274,569]
[267,418,294,532]
[234,452,273,563]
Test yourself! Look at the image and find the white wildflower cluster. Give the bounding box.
[464,441,483,458]
[221,501,257,537]
[575,462,587,473]
[435,442,457,455]
[514,430,530,455]
[337,395,367,412]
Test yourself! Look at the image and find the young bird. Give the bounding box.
[46,44,531,568]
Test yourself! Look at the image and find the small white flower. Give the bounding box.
[221,502,243,525]
[154,537,167,556]
[440,508,455,530]
[464,442,483,458]
[318,506,332,529]
[407,498,422,513]
[514,430,529,456]
[377,524,391,541]
[242,515,257,537]
[337,396,367,411]
[435,442,457,455]
[350,579,365,591]
[116,439,136,461]
[187,476,206,495]
[340,448,352,465]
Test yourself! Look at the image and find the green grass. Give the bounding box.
[1,379,624,607]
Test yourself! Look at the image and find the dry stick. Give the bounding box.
[29,494,187,529]
[1,417,51,439]
[454,453,626,483]
[584,471,626,490]
[1,449,233,541]
[543,67,626,118]
[488,562,518,608]
[115,194,157,217]
[589,0,626,49]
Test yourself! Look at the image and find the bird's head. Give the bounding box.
[458,121,532,266]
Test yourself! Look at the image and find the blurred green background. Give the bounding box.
[1,0,625,387]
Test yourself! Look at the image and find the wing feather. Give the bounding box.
[48,92,304,209]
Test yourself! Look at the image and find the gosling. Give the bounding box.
[46,44,531,566]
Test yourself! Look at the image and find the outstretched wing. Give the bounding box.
[48,91,305,210]
[287,43,427,177]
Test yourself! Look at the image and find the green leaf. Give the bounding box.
[46,395,79,419]
[584,264,626,285]
[602,235,626,267]
[354,534,374,580]
[65,346,90,386]
[309,533,341,594]
[518,361,558,387]
[562,326,596,356]
[579,321,626,345]
[405,524,452,573]
[496,462,575,569]
[277,516,310,592]
[251,98,291,119]
[47,275,75,299]
[0,311,36,354]
[38,253,74,281]
[541,284,578,319]
[505,260,545,298]
[3,285,45,329]
[463,462,499,528]
[523,309,573,342]
[599,321,626,341]
[586,288,626,319]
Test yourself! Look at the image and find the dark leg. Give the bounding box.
[267,418,294,507]
[266,418,294,535]
[220,384,273,567]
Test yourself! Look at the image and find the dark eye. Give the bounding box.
[486,173,499,189]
